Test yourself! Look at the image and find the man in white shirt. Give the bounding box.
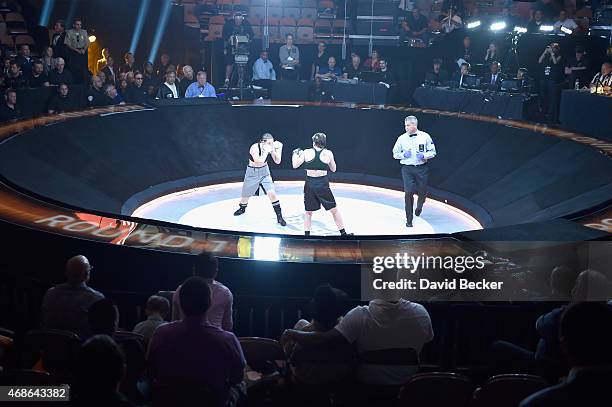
[282,295,433,385]
[252,50,276,97]
[156,70,179,99]
[553,10,577,33]
[392,116,437,227]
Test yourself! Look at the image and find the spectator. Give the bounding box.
[279,33,300,80]
[424,58,448,86]
[5,61,27,89]
[546,265,576,300]
[538,42,564,123]
[184,70,216,98]
[156,70,180,99]
[364,49,381,72]
[15,44,33,76]
[27,61,50,88]
[517,67,535,93]
[125,72,149,104]
[47,83,75,114]
[343,53,362,80]
[379,58,396,86]
[142,61,156,89]
[64,18,89,84]
[284,284,351,385]
[252,50,276,87]
[40,255,104,338]
[155,53,171,84]
[554,10,578,32]
[41,46,55,75]
[282,289,434,385]
[71,335,134,407]
[118,75,129,97]
[120,52,136,75]
[309,76,334,102]
[101,56,117,86]
[590,61,612,88]
[178,65,194,97]
[564,46,590,88]
[172,254,232,331]
[48,57,74,86]
[222,13,254,86]
[528,10,546,33]
[88,299,146,403]
[482,61,504,90]
[87,74,109,107]
[149,276,246,407]
[532,0,558,21]
[104,83,125,105]
[51,20,67,61]
[451,62,471,87]
[312,41,329,79]
[133,295,169,345]
[484,43,499,64]
[404,7,428,40]
[520,302,612,407]
[96,48,110,75]
[457,35,472,65]
[0,88,21,123]
[316,56,342,81]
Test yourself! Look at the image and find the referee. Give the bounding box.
[392,116,437,227]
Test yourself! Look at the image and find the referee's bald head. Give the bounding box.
[405,116,418,126]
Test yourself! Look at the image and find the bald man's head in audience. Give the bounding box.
[65,255,92,284]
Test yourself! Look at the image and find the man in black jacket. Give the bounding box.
[125,72,150,104]
[0,89,22,122]
[156,70,180,99]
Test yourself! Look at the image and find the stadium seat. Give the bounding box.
[576,8,593,18]
[248,16,261,26]
[314,19,332,38]
[1,34,13,47]
[239,337,285,375]
[472,374,548,407]
[303,0,317,7]
[399,372,473,407]
[217,0,233,14]
[296,26,314,43]
[250,6,265,21]
[297,18,314,27]
[283,0,300,6]
[5,12,28,35]
[280,17,296,26]
[268,7,283,20]
[232,0,249,14]
[208,24,223,39]
[280,25,297,40]
[15,35,35,47]
[24,329,82,375]
[209,15,226,25]
[183,4,199,25]
[301,7,317,21]
[283,7,301,20]
[251,0,265,5]
[332,19,349,38]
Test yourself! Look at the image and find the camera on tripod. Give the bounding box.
[230,34,250,64]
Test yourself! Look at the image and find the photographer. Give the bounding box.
[538,42,563,124]
[222,13,253,87]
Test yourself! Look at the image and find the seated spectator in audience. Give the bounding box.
[528,10,546,33]
[590,61,612,88]
[451,62,471,88]
[403,7,428,41]
[364,49,381,72]
[282,282,434,385]
[553,9,577,32]
[48,58,74,86]
[284,284,351,385]
[517,67,534,92]
[481,61,504,90]
[142,61,156,89]
[2,57,11,77]
[41,47,55,75]
[101,56,117,86]
[483,43,499,64]
[71,335,134,407]
[178,65,194,98]
[424,58,448,86]
[40,255,104,338]
[316,56,342,81]
[47,83,75,114]
[97,70,107,86]
[15,44,33,76]
[184,70,216,98]
[149,276,246,407]
[104,83,126,105]
[133,295,169,345]
[545,265,575,300]
[252,50,276,91]
[279,33,300,80]
[532,0,558,21]
[343,53,362,80]
[520,302,612,407]
[0,88,22,123]
[27,61,50,88]
[125,72,149,104]
[118,76,129,98]
[89,299,146,403]
[309,76,334,102]
[156,70,180,99]
[312,41,329,79]
[87,74,109,107]
[564,46,590,88]
[172,254,232,331]
[96,48,110,74]
[379,58,397,88]
[5,61,27,89]
[120,52,135,75]
[155,53,171,84]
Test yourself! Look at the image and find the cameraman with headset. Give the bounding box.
[222,13,254,88]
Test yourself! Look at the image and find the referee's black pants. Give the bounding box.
[401,163,428,222]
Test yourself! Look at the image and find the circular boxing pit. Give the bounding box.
[0,101,610,263]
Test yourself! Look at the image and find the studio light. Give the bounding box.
[88,35,96,43]
[539,25,554,32]
[490,21,507,31]
[560,26,573,35]
[513,26,527,34]
[467,20,481,29]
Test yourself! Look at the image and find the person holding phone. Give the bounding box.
[234,133,287,226]
[392,116,437,228]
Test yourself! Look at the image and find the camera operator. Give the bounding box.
[538,42,563,124]
[222,13,253,87]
